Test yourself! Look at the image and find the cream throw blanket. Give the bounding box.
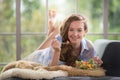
[0,60,105,80]
[0,68,68,80]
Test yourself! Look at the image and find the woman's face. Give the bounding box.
[68,21,87,45]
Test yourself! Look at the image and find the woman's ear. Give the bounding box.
[84,29,88,36]
[85,29,88,33]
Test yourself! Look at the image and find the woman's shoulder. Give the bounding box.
[83,39,94,49]
[85,39,93,44]
[82,38,93,44]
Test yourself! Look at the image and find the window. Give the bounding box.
[0,0,120,69]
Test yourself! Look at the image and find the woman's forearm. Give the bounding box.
[49,50,60,66]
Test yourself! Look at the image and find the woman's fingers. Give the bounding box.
[93,56,103,66]
[51,38,61,52]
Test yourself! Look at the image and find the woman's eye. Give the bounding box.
[69,29,83,32]
[78,29,82,32]
[69,29,74,31]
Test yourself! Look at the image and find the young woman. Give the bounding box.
[25,11,103,67]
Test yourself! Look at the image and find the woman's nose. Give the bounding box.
[73,31,78,36]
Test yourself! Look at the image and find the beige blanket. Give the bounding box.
[0,60,105,80]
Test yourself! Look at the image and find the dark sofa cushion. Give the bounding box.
[101,42,120,77]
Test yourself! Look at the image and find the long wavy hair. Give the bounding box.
[60,14,88,66]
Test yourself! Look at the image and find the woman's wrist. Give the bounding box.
[50,49,60,66]
[54,47,61,52]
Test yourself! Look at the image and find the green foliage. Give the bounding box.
[90,0,102,18]
[1,0,14,19]
[21,10,45,32]
[0,66,3,72]
[22,0,41,19]
[21,35,46,58]
[108,0,120,31]
[86,35,103,42]
[0,0,15,32]
[0,36,16,62]
[108,35,120,40]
